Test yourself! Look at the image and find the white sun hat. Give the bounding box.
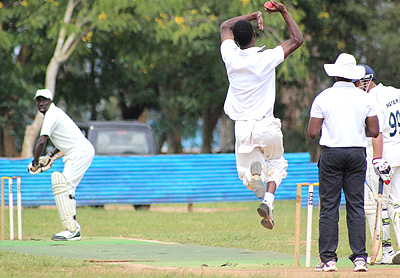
[324,53,366,80]
[34,89,53,100]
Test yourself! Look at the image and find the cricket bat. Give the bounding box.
[52,152,64,162]
[369,178,384,265]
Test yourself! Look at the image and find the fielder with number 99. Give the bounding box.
[28,89,95,241]
[353,65,400,264]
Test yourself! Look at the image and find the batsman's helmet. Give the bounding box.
[352,64,375,82]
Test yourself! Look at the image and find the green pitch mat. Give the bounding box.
[0,237,298,268]
[0,237,361,269]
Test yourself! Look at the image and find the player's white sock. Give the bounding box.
[263,192,274,205]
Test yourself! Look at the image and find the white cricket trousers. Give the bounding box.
[365,162,400,246]
[234,117,288,191]
[365,163,400,208]
[62,144,95,195]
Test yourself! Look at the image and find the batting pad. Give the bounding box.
[364,184,377,239]
[51,171,77,232]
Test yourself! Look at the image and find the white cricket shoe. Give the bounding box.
[379,249,396,264]
[353,257,368,272]
[257,201,274,229]
[315,260,337,272]
[51,222,81,241]
[250,161,265,199]
[367,247,396,264]
[392,250,400,265]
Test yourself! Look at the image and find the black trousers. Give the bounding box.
[318,146,368,263]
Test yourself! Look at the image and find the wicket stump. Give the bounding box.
[1,176,22,240]
[294,182,319,267]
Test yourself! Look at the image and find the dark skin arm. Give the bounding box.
[265,1,303,58]
[29,135,59,172]
[220,11,263,43]
[32,135,59,161]
[32,135,49,165]
[220,1,303,57]
[308,116,379,139]
[307,117,323,139]
[31,135,60,169]
[371,133,383,158]
[365,116,379,138]
[48,147,60,157]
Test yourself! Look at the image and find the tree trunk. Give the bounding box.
[20,57,60,157]
[201,104,223,153]
[137,108,148,123]
[166,129,183,154]
[219,113,235,153]
[20,0,89,157]
[20,112,43,157]
[4,128,16,157]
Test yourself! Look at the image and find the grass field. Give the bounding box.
[0,200,398,277]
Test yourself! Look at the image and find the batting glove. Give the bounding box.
[39,155,55,172]
[27,160,41,175]
[39,154,52,167]
[373,157,392,185]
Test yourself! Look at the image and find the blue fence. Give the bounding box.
[0,153,319,207]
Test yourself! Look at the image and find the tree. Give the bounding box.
[0,52,31,156]
[0,1,36,156]
[126,0,223,153]
[18,0,136,157]
[129,0,309,153]
[296,0,400,160]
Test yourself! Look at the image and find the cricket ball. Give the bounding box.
[264,1,273,8]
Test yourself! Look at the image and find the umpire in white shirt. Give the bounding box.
[308,53,379,272]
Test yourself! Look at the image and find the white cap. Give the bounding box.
[324,53,365,80]
[34,89,53,100]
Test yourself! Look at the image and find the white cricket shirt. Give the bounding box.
[220,39,284,121]
[368,83,400,166]
[310,81,377,148]
[40,103,93,156]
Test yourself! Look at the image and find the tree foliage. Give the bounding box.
[296,0,400,159]
[1,0,399,157]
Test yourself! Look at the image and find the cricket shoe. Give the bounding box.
[257,202,274,229]
[377,249,396,264]
[392,250,400,265]
[250,161,265,199]
[367,248,395,264]
[51,222,81,241]
[353,257,368,272]
[315,260,337,272]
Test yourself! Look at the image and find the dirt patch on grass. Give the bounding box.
[89,262,400,277]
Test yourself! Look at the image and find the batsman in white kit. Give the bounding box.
[28,89,95,241]
[353,65,400,264]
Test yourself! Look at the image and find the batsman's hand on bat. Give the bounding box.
[39,154,55,172]
[373,157,392,185]
[27,154,56,175]
[39,154,52,168]
[27,160,41,175]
